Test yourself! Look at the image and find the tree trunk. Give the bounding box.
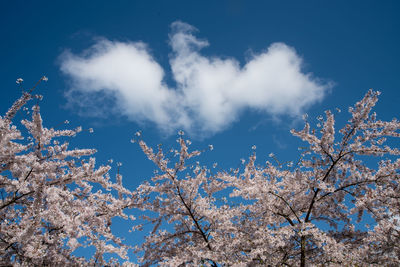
[300,235,306,267]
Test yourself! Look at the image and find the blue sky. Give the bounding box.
[1,0,400,261]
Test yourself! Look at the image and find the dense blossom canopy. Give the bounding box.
[0,78,135,266]
[1,80,399,266]
[132,90,400,266]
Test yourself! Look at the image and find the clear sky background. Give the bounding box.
[1,0,400,261]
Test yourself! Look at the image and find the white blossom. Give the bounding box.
[130,90,400,266]
[3,88,400,266]
[0,90,135,265]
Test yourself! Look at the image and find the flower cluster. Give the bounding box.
[3,83,400,266]
[131,90,400,266]
[0,88,135,265]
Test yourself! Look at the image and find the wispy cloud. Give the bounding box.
[60,21,330,137]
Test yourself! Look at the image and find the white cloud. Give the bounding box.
[60,21,330,136]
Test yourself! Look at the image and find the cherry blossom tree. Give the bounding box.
[0,78,135,266]
[2,78,399,266]
[132,90,400,266]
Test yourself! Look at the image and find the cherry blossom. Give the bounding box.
[2,82,400,266]
[0,80,136,266]
[131,90,400,266]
